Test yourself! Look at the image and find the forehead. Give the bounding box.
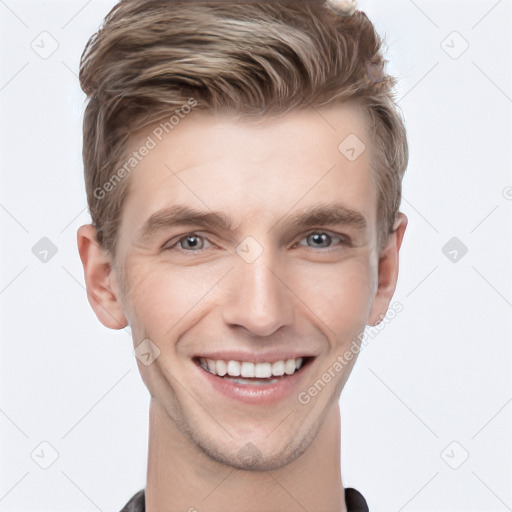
[117,103,378,247]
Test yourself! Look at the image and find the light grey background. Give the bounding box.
[1,0,511,511]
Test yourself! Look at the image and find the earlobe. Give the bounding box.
[77,224,128,330]
[368,212,408,326]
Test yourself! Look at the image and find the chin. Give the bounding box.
[189,418,321,472]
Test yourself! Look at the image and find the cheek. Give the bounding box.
[121,251,375,349]
[291,256,374,339]
[121,258,230,342]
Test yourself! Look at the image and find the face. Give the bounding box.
[80,104,406,471]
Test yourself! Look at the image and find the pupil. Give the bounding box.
[311,233,329,247]
[184,236,200,249]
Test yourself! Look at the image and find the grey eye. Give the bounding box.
[179,235,205,250]
[305,233,333,248]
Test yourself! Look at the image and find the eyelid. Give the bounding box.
[294,229,351,248]
[161,231,213,251]
[162,229,352,252]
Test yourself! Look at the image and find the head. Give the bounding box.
[78,0,408,471]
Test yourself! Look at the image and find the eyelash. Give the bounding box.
[163,230,351,253]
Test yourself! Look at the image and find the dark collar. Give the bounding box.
[120,487,369,511]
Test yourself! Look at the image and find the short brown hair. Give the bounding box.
[79,0,408,257]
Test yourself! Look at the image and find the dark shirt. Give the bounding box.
[120,487,369,511]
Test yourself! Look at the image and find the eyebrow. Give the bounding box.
[283,203,367,233]
[135,203,368,244]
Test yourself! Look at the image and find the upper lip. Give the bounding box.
[194,350,316,365]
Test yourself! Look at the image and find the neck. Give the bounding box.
[145,398,347,512]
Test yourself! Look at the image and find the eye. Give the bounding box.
[165,233,212,252]
[297,231,347,249]
[181,234,205,250]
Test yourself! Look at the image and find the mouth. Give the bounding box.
[193,355,315,404]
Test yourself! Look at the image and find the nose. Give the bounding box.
[221,253,294,337]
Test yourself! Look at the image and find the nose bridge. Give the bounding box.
[222,246,294,336]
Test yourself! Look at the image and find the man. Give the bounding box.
[77,1,408,510]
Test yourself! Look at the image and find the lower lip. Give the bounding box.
[194,360,313,405]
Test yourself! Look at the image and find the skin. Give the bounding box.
[78,103,407,512]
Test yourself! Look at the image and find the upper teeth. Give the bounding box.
[199,357,304,378]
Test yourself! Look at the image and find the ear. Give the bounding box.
[368,212,408,326]
[77,224,128,329]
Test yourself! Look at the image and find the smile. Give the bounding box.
[194,355,314,404]
[198,357,305,381]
